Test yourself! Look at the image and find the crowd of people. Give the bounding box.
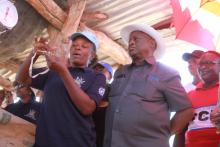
[1,23,220,147]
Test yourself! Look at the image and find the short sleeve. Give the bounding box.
[163,75,192,112]
[31,68,49,91]
[86,73,106,105]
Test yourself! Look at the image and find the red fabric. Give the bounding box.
[186,128,220,147]
[185,84,220,147]
[170,0,220,50]
[188,84,218,108]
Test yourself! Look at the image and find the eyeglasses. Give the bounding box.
[198,61,220,66]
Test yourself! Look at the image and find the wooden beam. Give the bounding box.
[67,0,74,7]
[26,0,66,29]
[79,23,131,65]
[82,11,108,22]
[61,0,86,37]
[152,18,171,30]
[26,0,131,65]
[0,76,13,91]
[67,0,108,22]
[48,0,86,50]
[0,61,19,73]
[26,0,108,30]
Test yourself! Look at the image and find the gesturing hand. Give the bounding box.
[33,37,50,56]
[45,48,68,75]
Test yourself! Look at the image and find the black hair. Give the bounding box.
[88,53,98,68]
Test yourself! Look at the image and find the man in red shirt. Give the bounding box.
[175,51,220,147]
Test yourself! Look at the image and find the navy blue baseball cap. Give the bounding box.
[182,50,204,61]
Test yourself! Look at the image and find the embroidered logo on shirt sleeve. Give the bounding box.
[98,87,105,97]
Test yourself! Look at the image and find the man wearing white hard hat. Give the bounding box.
[103,24,194,147]
[16,31,107,147]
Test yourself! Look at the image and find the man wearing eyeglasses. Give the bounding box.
[175,51,220,147]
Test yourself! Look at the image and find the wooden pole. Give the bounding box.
[26,0,66,30]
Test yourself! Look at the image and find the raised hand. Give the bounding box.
[45,48,68,75]
[33,37,50,56]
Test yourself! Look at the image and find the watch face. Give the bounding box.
[0,0,18,29]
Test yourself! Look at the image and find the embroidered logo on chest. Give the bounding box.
[25,109,37,120]
[75,76,85,87]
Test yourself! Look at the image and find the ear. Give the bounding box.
[87,51,93,66]
[88,50,96,63]
[90,50,96,60]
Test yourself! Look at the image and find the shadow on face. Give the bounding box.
[70,36,95,67]
[93,64,112,82]
[198,52,220,85]
[15,85,33,102]
[128,31,156,61]
[187,58,200,76]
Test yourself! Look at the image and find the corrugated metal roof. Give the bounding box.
[86,0,173,40]
[0,0,174,82]
[1,0,208,88]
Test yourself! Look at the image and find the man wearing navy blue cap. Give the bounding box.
[182,50,204,86]
[16,31,107,147]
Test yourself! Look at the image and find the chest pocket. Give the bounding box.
[109,66,131,97]
[129,74,167,116]
[128,74,164,102]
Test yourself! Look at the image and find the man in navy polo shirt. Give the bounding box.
[5,83,41,124]
[15,31,106,147]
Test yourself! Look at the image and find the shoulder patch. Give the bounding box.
[98,87,105,97]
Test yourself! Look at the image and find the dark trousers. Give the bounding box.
[93,107,107,147]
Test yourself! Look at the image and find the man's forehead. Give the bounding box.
[72,36,92,44]
[200,53,220,61]
[188,57,199,62]
[204,52,220,57]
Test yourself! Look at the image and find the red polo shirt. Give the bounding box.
[185,83,220,147]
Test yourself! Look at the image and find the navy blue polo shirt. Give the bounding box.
[5,97,41,124]
[31,67,106,147]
